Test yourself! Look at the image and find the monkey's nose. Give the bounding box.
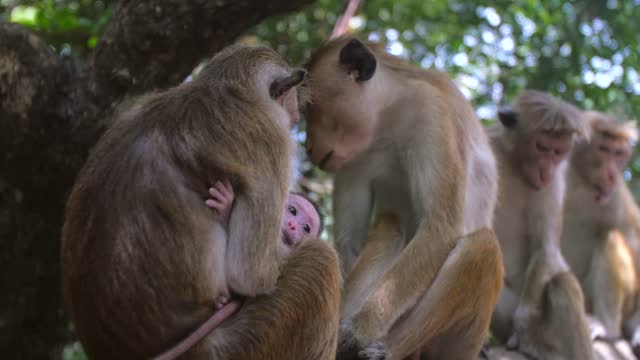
[288,220,297,231]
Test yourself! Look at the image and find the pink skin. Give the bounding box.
[589,135,631,205]
[206,183,321,248]
[205,184,321,311]
[282,193,321,247]
[519,131,573,191]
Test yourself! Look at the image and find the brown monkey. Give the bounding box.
[61,44,340,359]
[488,90,594,359]
[303,37,504,359]
[561,112,639,342]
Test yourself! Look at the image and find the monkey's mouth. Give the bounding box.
[318,150,334,169]
[594,186,611,205]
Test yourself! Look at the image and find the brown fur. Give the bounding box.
[489,91,594,359]
[61,44,340,359]
[303,36,503,359]
[562,112,640,347]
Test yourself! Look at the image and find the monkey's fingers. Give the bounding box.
[208,187,231,206]
[205,198,226,211]
[213,181,234,203]
[223,179,234,197]
[216,180,234,201]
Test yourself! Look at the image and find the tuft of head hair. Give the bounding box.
[584,110,638,145]
[514,90,589,138]
[304,36,445,82]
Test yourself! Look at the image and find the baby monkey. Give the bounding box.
[205,181,323,311]
[206,181,323,248]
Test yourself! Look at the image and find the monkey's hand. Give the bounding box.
[507,303,534,350]
[337,320,388,360]
[205,180,234,223]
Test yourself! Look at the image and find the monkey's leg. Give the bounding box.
[203,240,341,360]
[508,250,593,360]
[341,214,405,320]
[589,253,623,338]
[380,228,503,360]
[540,272,594,360]
[589,231,636,338]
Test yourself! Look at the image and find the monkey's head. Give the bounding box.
[575,112,637,205]
[198,44,307,128]
[302,37,380,172]
[498,91,586,191]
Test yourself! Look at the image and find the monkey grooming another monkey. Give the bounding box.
[303,36,504,360]
[561,111,640,345]
[61,44,340,359]
[488,90,594,360]
[206,180,324,248]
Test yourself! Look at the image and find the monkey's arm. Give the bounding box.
[213,240,341,360]
[333,171,373,273]
[344,137,465,343]
[518,186,568,310]
[225,188,286,296]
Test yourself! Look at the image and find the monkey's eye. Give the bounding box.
[615,150,625,157]
[536,142,550,153]
[288,206,297,216]
[302,224,311,234]
[599,145,610,154]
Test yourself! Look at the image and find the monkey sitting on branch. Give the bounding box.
[61,44,341,360]
[488,90,594,360]
[303,36,504,360]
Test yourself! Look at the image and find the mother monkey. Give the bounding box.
[61,45,340,359]
[303,37,504,359]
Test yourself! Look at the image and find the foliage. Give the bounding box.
[249,0,640,220]
[2,0,111,55]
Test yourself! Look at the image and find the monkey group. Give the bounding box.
[60,36,640,360]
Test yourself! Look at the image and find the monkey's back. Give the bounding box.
[60,82,289,358]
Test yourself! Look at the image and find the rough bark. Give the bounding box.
[0,0,314,358]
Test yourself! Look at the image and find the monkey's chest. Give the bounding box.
[371,179,418,243]
[493,181,531,284]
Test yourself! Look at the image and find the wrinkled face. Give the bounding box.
[282,194,321,247]
[585,132,631,205]
[517,130,573,190]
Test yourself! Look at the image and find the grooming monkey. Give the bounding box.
[489,90,594,359]
[303,37,504,359]
[561,111,640,344]
[61,45,340,359]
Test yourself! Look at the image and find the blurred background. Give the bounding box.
[1,0,639,358]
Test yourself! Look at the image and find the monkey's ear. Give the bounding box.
[270,69,307,100]
[498,108,518,128]
[339,39,377,82]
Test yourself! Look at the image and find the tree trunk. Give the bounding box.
[0,0,314,358]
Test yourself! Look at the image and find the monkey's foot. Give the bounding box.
[337,327,387,360]
[357,340,387,360]
[214,295,229,310]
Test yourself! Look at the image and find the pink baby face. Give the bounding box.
[282,194,321,247]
